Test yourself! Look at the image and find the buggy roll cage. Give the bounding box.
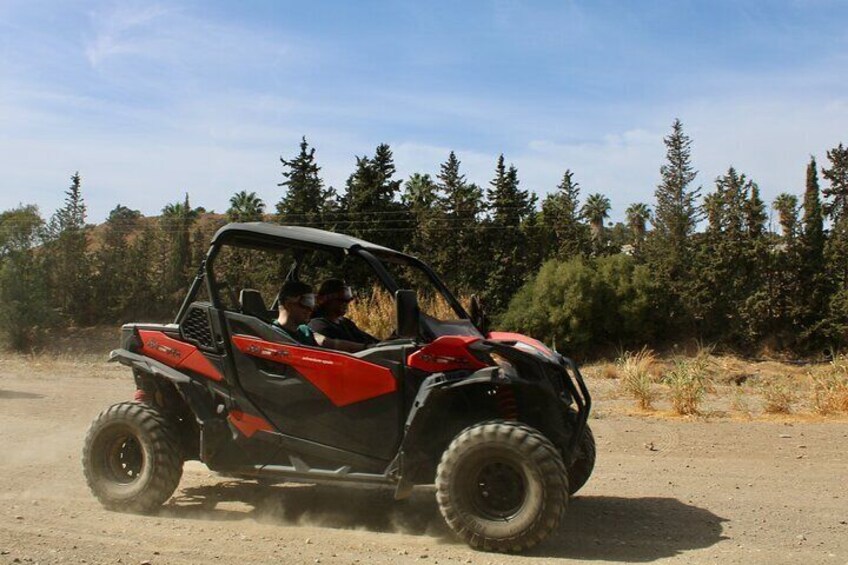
[173,223,474,332]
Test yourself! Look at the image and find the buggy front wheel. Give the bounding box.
[435,420,568,552]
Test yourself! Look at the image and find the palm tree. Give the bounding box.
[625,202,651,242]
[772,193,798,239]
[227,191,266,222]
[581,193,611,243]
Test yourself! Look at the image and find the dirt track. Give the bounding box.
[1,357,847,564]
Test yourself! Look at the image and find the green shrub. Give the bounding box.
[664,359,709,415]
[618,348,659,410]
[499,255,658,357]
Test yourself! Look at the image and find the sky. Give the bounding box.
[1,0,847,224]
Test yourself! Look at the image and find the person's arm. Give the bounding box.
[342,318,379,345]
[313,332,366,353]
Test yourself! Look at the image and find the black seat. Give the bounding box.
[240,289,273,322]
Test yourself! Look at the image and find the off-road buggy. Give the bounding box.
[82,222,593,552]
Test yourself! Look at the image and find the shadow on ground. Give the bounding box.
[0,389,44,399]
[163,481,726,561]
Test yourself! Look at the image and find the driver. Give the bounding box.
[309,279,378,346]
[273,280,366,353]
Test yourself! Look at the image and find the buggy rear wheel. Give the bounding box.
[435,420,568,552]
[82,401,183,513]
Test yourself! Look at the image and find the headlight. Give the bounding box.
[490,352,518,379]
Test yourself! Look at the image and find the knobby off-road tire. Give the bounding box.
[567,425,596,495]
[435,420,568,552]
[82,401,183,513]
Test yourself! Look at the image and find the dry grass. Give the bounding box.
[809,355,848,415]
[663,358,710,416]
[617,347,659,410]
[730,387,754,419]
[346,286,467,339]
[761,380,797,414]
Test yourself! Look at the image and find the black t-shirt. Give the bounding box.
[308,315,377,345]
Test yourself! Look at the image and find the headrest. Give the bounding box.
[239,289,269,321]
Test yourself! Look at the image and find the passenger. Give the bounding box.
[273,280,366,353]
[309,279,379,347]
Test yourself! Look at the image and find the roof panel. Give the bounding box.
[210,222,396,253]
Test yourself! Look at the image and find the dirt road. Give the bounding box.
[1,357,846,564]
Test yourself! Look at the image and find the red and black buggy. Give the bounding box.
[82,222,594,552]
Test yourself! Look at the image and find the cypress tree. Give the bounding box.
[800,157,825,272]
[795,157,829,347]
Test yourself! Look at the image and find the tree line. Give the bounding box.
[0,121,846,357]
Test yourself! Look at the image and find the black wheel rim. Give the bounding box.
[103,432,145,484]
[469,458,526,520]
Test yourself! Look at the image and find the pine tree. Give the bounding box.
[688,168,757,341]
[341,143,405,248]
[277,137,332,229]
[768,193,801,348]
[645,119,701,334]
[539,170,588,259]
[485,155,536,313]
[822,144,848,342]
[437,151,484,291]
[45,172,93,325]
[822,143,848,224]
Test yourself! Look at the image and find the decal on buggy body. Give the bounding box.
[407,335,489,373]
[137,329,224,382]
[231,334,397,406]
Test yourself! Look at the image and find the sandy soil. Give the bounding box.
[1,356,847,565]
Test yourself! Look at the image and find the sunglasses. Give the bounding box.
[288,294,316,309]
[320,286,354,303]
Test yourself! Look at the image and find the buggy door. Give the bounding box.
[223,312,402,460]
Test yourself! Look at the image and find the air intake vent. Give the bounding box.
[181,304,215,351]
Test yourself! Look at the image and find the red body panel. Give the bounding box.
[231,334,397,407]
[487,331,555,358]
[137,330,224,382]
[406,335,490,373]
[228,409,275,438]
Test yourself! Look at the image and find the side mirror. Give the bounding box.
[395,289,420,340]
[470,294,490,335]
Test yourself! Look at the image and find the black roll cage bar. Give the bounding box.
[174,234,473,329]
